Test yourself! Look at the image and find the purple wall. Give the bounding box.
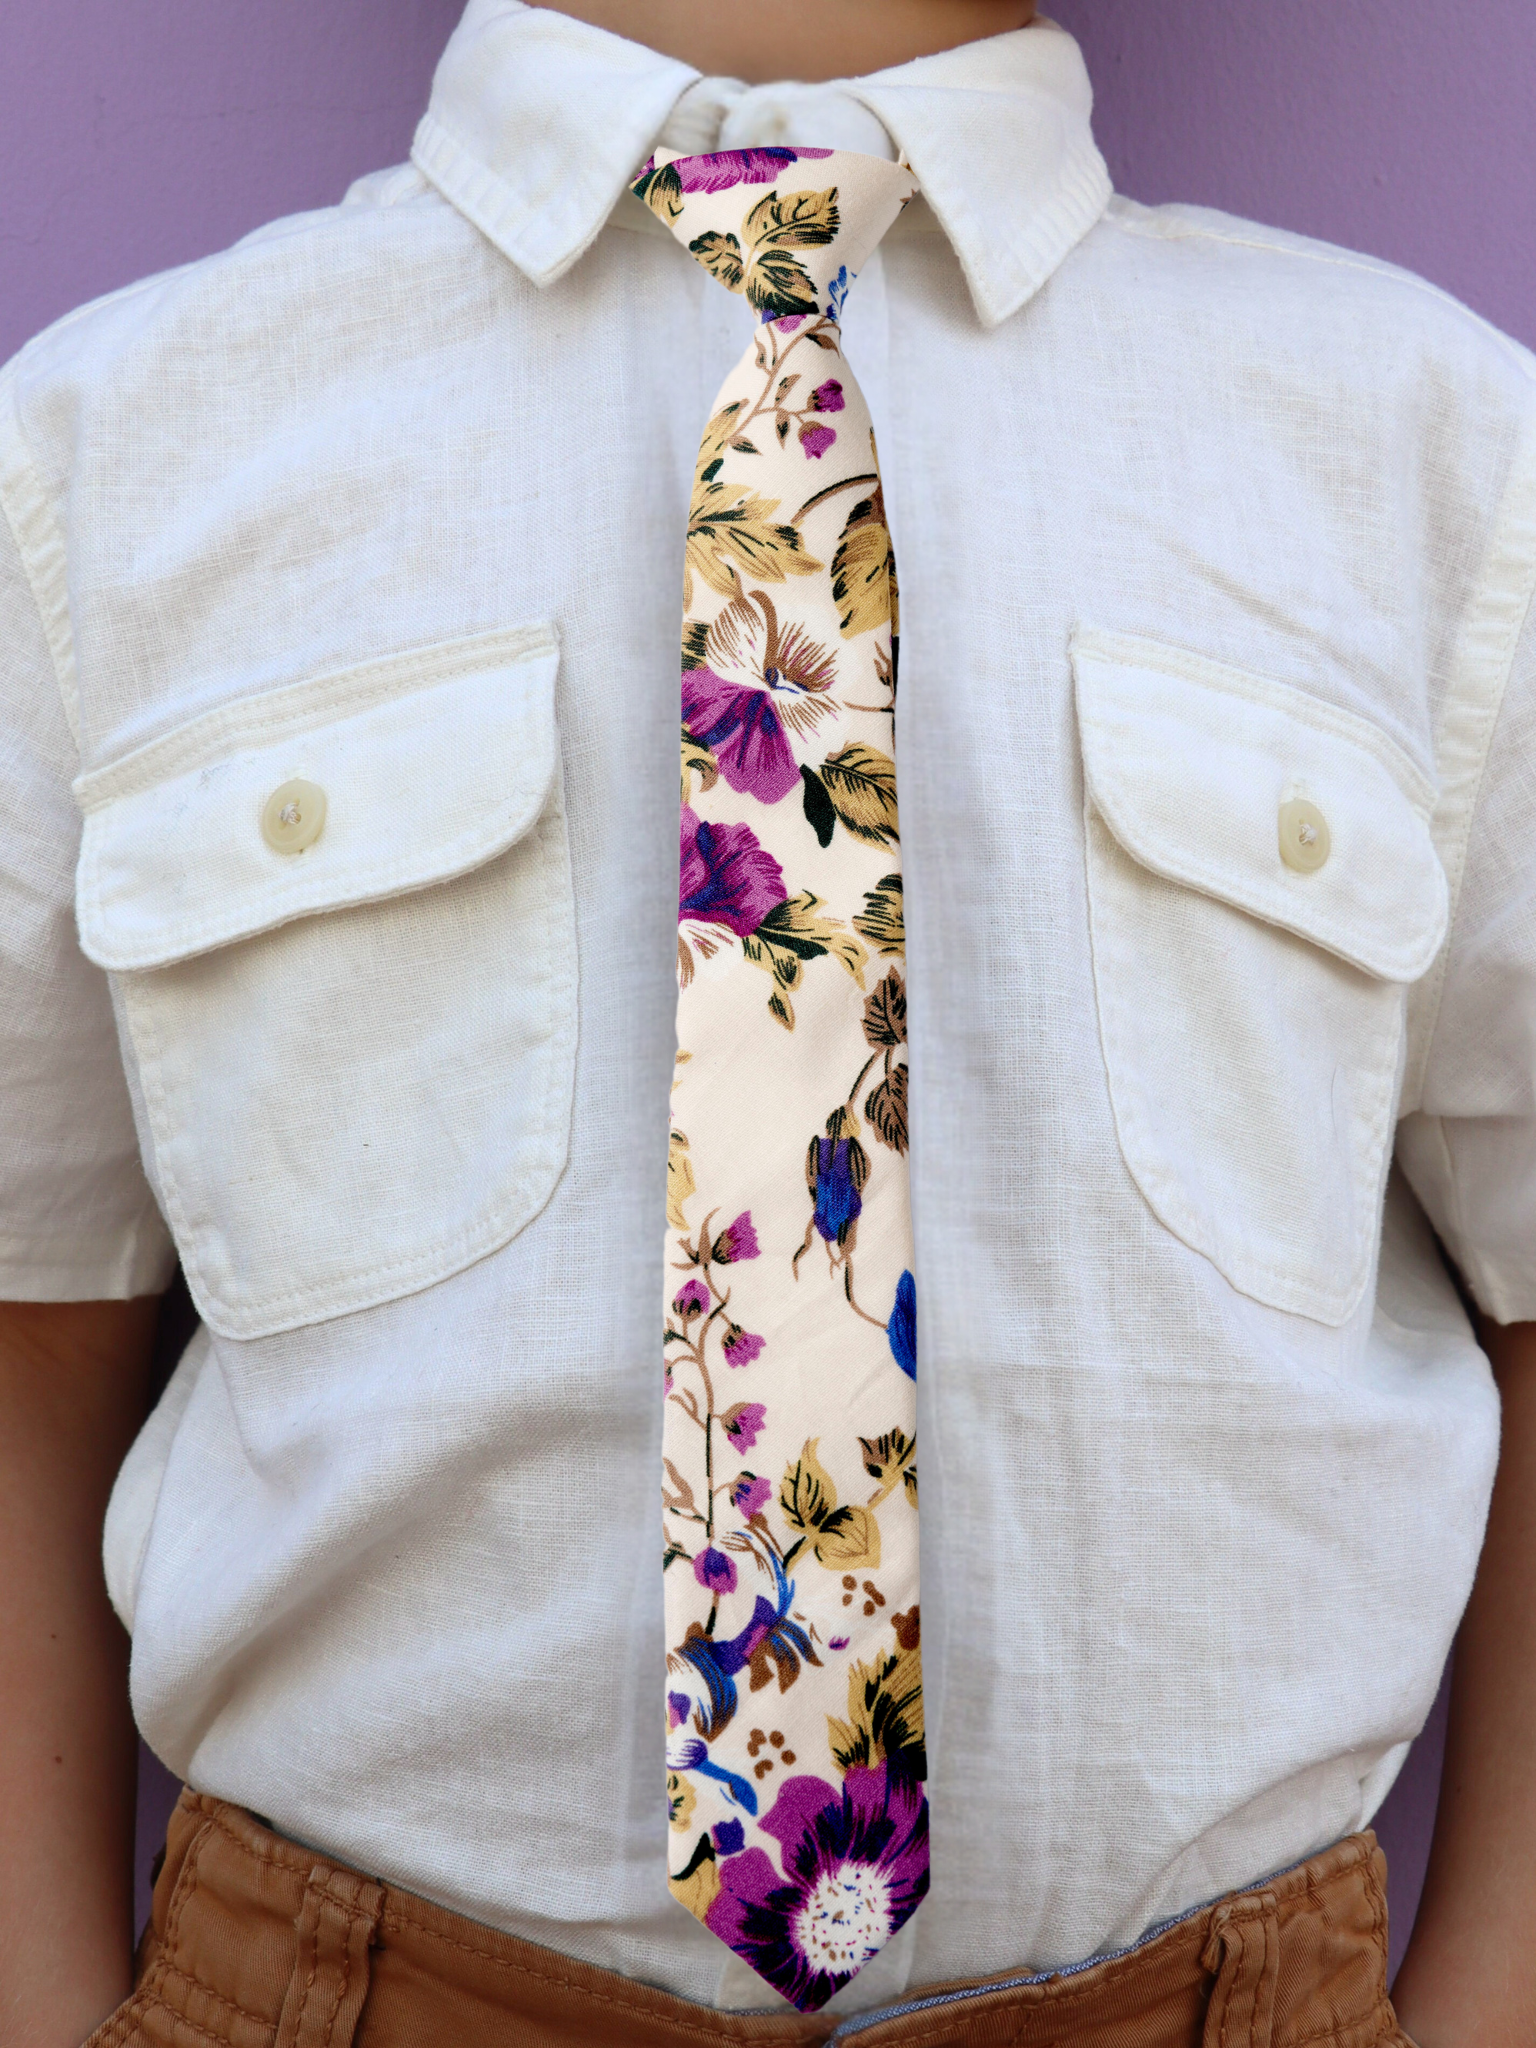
[3,1,1532,365]
[1051,0,1536,350]
[7,0,1520,1977]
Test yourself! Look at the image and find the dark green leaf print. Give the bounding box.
[862,969,906,1047]
[689,230,746,292]
[854,874,905,955]
[831,487,897,639]
[633,160,683,223]
[745,248,821,320]
[801,766,837,848]
[864,1063,908,1155]
[860,1429,917,1508]
[743,185,841,250]
[820,743,900,848]
[781,1440,838,1533]
[827,1631,924,1787]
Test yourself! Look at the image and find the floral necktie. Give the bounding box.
[635,146,927,2014]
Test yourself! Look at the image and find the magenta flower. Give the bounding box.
[713,1214,761,1265]
[682,666,800,804]
[774,313,806,333]
[722,1403,767,1453]
[723,1327,766,1368]
[671,146,832,193]
[799,423,837,460]
[674,1279,710,1321]
[694,1547,738,1596]
[810,379,845,413]
[668,1690,692,1730]
[731,1474,772,1517]
[706,1765,930,2012]
[680,810,786,936]
[828,1634,850,1651]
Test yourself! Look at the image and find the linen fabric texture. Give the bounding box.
[648,147,925,2008]
[0,0,1532,2020]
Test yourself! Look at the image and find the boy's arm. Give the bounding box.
[0,1297,157,2048]
[1391,1317,1536,2048]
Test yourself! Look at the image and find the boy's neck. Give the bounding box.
[531,0,1039,86]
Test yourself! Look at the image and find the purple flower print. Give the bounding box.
[671,147,833,193]
[694,1547,738,1596]
[723,1327,766,1368]
[679,810,787,936]
[810,379,845,413]
[674,1279,710,1322]
[829,1635,850,1651]
[706,1764,930,2012]
[774,313,807,333]
[722,1402,767,1453]
[712,1213,761,1265]
[668,1690,693,1730]
[682,666,800,804]
[798,423,838,460]
[687,591,838,803]
[731,1473,772,1517]
[714,1819,746,1856]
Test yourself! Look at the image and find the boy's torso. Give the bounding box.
[2,5,1532,2019]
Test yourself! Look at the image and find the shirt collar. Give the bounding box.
[411,0,1112,329]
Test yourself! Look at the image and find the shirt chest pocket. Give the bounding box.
[74,626,577,1340]
[1073,630,1449,1326]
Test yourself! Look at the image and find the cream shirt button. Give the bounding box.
[261,779,327,854]
[1278,797,1330,874]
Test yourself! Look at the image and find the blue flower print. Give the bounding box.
[887,1271,916,1380]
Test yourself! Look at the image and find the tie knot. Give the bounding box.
[631,148,917,324]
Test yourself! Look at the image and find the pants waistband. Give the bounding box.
[94,1790,1410,2048]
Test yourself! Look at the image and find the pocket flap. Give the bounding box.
[1073,630,1448,984]
[75,626,559,971]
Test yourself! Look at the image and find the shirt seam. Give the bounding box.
[121,776,576,1338]
[412,109,635,292]
[1405,422,1536,1112]
[1105,207,1536,380]
[847,88,1112,327]
[1073,627,1440,810]
[0,368,80,752]
[73,623,558,802]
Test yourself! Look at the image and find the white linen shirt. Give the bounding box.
[3,0,1535,2016]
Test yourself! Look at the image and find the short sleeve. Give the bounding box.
[0,451,175,1300]
[1399,571,1536,1323]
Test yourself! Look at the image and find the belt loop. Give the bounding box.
[1201,1889,1279,2048]
[274,1864,385,2048]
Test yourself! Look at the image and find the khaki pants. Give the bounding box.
[91,1792,1413,2048]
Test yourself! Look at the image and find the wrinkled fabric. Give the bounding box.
[93,1794,1412,2048]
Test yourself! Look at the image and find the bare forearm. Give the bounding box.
[1392,1319,1536,2047]
[0,1298,158,2048]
